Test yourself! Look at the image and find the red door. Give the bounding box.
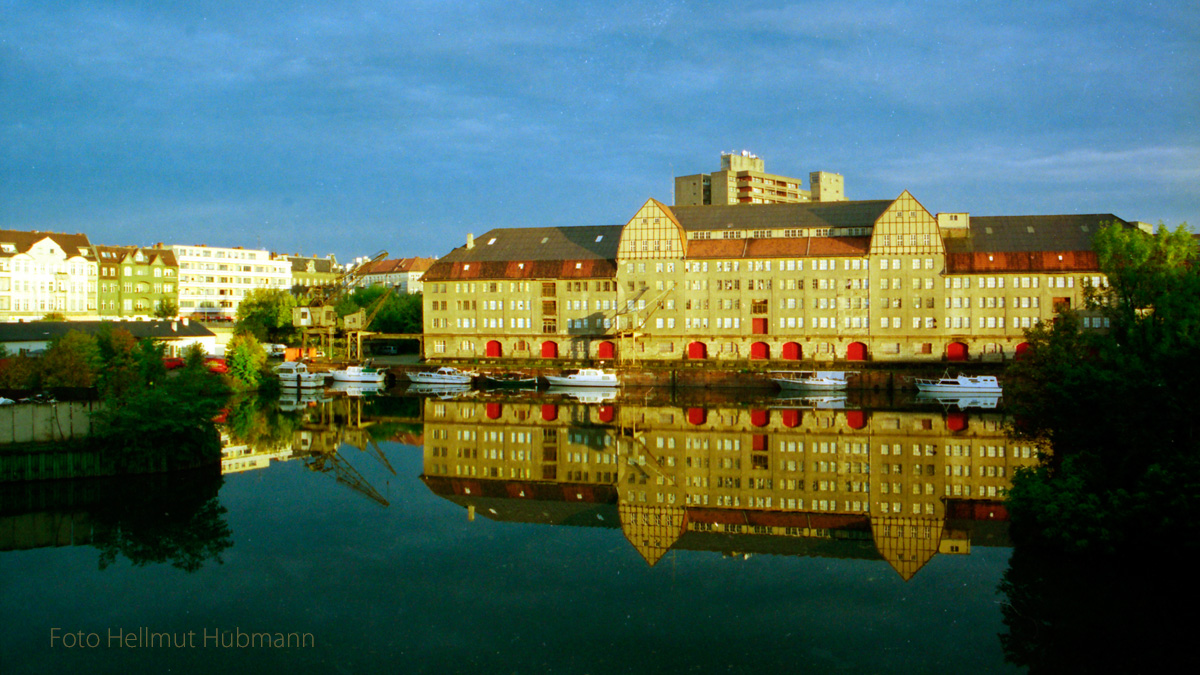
[687,408,707,425]
[782,342,801,360]
[486,340,502,357]
[750,410,768,428]
[687,342,707,359]
[597,341,615,359]
[847,342,867,361]
[750,342,769,360]
[752,318,768,335]
[947,342,968,362]
[541,341,558,358]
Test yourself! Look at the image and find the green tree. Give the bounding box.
[235,289,298,343]
[337,285,423,333]
[225,332,267,390]
[42,330,102,388]
[154,298,179,319]
[1005,221,1200,554]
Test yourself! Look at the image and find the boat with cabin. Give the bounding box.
[769,370,852,391]
[913,373,1002,394]
[542,369,619,388]
[407,366,477,385]
[330,364,388,384]
[274,361,328,389]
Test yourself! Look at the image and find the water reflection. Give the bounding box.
[418,393,1034,580]
[0,469,231,572]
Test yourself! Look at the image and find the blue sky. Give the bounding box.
[2,1,1196,261]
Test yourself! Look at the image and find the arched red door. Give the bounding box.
[847,342,867,361]
[541,341,558,358]
[947,342,969,362]
[947,412,967,431]
[781,342,801,360]
[597,341,615,359]
[486,340,502,357]
[687,342,707,359]
[750,342,769,360]
[597,406,614,423]
[486,403,502,419]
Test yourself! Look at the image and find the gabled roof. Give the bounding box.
[944,214,1130,253]
[93,245,178,266]
[0,229,94,258]
[281,255,337,274]
[0,320,215,344]
[358,257,437,276]
[425,225,624,281]
[666,200,894,232]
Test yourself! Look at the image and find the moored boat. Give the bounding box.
[542,368,619,388]
[407,366,477,385]
[330,364,387,383]
[769,370,851,391]
[913,373,1002,394]
[274,361,327,389]
[483,372,538,388]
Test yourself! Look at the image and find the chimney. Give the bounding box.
[182,317,190,327]
[466,233,475,249]
[171,320,178,332]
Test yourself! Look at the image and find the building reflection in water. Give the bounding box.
[420,395,1038,580]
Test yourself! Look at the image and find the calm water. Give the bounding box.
[2,389,1025,674]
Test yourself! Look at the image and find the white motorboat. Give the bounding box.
[542,368,619,388]
[769,370,852,391]
[913,373,1002,394]
[406,383,475,399]
[330,364,387,384]
[274,361,327,389]
[407,367,476,385]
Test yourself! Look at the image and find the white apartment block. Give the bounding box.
[170,245,291,320]
[0,230,98,321]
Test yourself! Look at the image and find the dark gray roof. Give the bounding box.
[946,214,1131,253]
[436,225,624,263]
[0,320,215,343]
[667,200,894,232]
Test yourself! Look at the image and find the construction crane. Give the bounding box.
[343,285,395,362]
[292,251,387,360]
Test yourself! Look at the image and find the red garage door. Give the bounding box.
[750,342,769,360]
[847,342,867,361]
[947,342,968,362]
[687,342,707,359]
[597,341,615,359]
[541,341,558,358]
[782,342,801,360]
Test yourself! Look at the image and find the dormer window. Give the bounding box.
[0,244,14,253]
[487,238,497,245]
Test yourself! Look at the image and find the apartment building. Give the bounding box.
[280,254,340,293]
[422,191,1129,363]
[93,245,180,318]
[170,245,291,320]
[0,229,97,321]
[674,151,845,206]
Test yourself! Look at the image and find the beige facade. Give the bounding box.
[675,151,845,206]
[422,192,1122,363]
[0,230,97,321]
[421,398,1035,578]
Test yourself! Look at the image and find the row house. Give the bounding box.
[422,192,1132,363]
[94,245,179,318]
[0,229,97,321]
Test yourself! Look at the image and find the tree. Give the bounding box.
[337,285,423,333]
[225,332,267,390]
[235,289,298,343]
[154,298,179,319]
[1005,222,1200,554]
[42,330,102,388]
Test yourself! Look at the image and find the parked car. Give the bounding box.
[205,357,228,374]
[266,343,288,357]
[163,357,186,370]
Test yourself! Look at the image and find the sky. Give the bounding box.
[2,0,1197,262]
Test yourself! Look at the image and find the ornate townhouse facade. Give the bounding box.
[0,229,97,321]
[422,192,1130,363]
[94,245,180,318]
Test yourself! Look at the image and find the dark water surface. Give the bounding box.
[1,394,1022,674]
